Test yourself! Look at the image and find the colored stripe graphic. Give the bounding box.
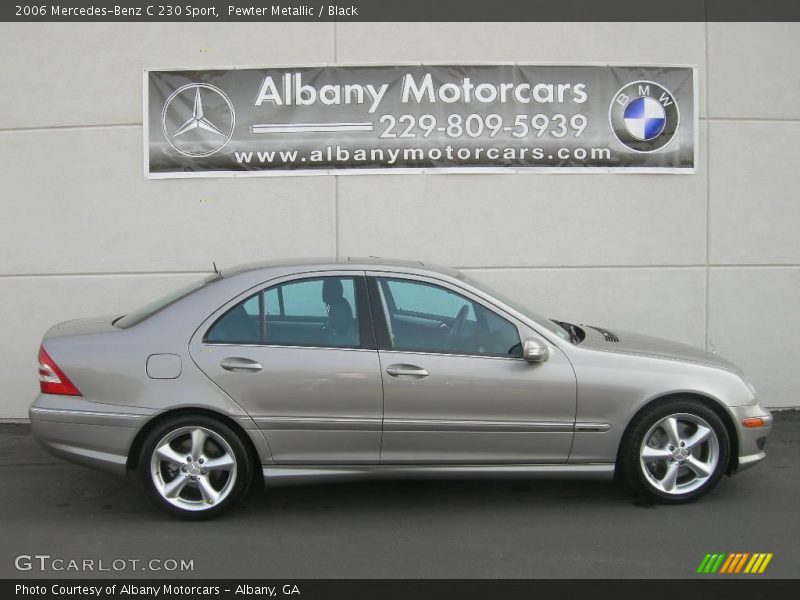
[698,552,773,574]
[719,554,736,574]
[704,554,718,573]
[734,553,749,573]
[745,553,774,574]
[710,553,726,573]
[727,553,741,573]
[744,554,759,573]
[758,553,773,573]
[697,554,712,573]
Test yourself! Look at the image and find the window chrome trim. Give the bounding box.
[202,336,527,359]
[200,342,376,353]
[377,348,527,362]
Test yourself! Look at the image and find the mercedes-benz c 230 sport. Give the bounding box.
[30,258,772,518]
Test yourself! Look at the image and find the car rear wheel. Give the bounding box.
[139,415,253,519]
[620,398,730,503]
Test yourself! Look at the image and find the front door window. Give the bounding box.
[375,277,522,357]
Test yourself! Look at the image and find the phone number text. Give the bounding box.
[378,113,589,139]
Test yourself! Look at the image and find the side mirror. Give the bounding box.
[523,338,550,363]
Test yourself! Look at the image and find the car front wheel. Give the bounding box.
[620,399,731,503]
[139,415,253,519]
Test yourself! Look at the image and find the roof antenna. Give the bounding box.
[212,260,219,275]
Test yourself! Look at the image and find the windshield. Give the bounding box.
[458,273,573,343]
[115,274,221,329]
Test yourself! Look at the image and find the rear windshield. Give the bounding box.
[115,274,221,329]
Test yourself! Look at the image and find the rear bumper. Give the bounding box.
[729,403,773,473]
[29,395,154,476]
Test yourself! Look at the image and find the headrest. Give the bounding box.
[322,278,344,304]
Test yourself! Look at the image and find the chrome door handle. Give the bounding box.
[386,364,429,378]
[220,357,263,373]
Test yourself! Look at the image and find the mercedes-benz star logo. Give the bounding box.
[161,83,235,158]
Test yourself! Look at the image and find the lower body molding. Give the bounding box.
[262,463,614,486]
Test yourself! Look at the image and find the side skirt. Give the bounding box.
[262,463,615,487]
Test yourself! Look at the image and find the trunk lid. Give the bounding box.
[43,315,121,340]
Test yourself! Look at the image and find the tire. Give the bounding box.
[619,398,731,504]
[138,414,253,519]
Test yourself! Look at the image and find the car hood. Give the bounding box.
[577,324,741,374]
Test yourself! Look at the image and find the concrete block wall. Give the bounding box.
[0,22,797,418]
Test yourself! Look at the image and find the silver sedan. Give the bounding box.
[30,258,772,518]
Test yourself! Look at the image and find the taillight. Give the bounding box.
[38,346,81,396]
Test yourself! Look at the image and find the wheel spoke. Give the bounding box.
[660,462,680,492]
[642,446,671,463]
[663,417,682,446]
[190,429,208,460]
[203,453,235,472]
[163,476,188,499]
[197,477,220,505]
[155,442,185,467]
[686,456,712,479]
[684,425,713,449]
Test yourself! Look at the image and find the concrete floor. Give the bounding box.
[1,412,797,578]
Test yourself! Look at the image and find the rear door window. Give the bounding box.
[205,276,365,349]
[203,294,261,344]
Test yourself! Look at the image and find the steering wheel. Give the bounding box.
[445,305,469,350]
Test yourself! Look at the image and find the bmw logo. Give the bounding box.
[609,80,680,153]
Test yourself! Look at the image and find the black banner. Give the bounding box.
[4,0,800,22]
[146,65,697,177]
[4,579,799,600]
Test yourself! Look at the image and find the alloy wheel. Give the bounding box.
[150,426,238,512]
[639,413,719,495]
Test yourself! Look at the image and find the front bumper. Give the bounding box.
[729,403,773,473]
[29,394,155,476]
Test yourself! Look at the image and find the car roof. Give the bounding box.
[220,257,461,278]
